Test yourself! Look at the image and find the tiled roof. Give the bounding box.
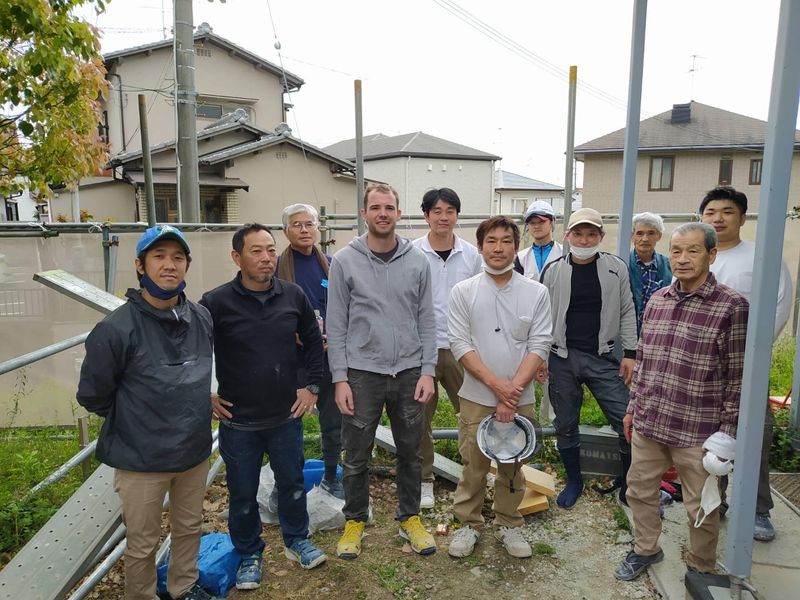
[494,170,563,191]
[324,131,501,161]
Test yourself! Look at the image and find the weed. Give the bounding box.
[612,506,631,531]
[533,542,556,557]
[768,336,799,472]
[462,554,482,568]
[370,563,409,595]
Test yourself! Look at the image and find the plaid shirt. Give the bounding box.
[628,273,749,447]
[636,256,664,333]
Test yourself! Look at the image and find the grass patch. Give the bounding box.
[532,542,556,557]
[612,506,631,531]
[369,562,409,595]
[768,336,799,472]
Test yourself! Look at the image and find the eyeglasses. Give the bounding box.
[289,221,317,231]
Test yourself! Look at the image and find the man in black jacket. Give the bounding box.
[200,223,326,590]
[77,225,214,600]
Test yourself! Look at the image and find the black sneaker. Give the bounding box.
[175,583,214,600]
[614,549,664,581]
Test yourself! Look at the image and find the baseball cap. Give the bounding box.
[136,224,191,256]
[567,207,603,230]
[524,200,556,223]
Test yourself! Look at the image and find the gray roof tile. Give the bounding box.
[324,131,501,161]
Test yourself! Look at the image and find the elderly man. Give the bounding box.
[327,183,438,559]
[200,224,327,590]
[628,212,672,335]
[77,225,214,600]
[412,187,482,509]
[446,216,552,559]
[540,207,637,509]
[615,222,748,581]
[700,185,792,542]
[276,203,343,500]
[515,200,563,280]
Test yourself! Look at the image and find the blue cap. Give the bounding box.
[136,225,190,256]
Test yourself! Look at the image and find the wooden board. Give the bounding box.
[490,462,556,497]
[518,489,550,515]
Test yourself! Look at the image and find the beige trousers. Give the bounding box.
[114,459,209,600]
[626,431,719,572]
[421,348,464,481]
[452,398,534,529]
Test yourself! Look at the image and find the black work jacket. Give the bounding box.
[76,289,214,472]
[200,274,324,427]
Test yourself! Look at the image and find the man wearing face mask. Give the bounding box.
[614,222,748,581]
[539,208,637,510]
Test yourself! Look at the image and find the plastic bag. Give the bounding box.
[157,532,239,598]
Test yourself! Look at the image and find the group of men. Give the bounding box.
[76,181,791,598]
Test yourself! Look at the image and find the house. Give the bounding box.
[324,132,500,214]
[574,101,800,214]
[74,113,359,225]
[65,24,360,224]
[100,22,303,155]
[493,170,564,216]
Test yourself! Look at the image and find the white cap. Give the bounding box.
[524,200,555,223]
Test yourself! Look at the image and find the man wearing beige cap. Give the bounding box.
[540,207,637,510]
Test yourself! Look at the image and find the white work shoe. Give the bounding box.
[420,481,435,509]
[495,526,532,558]
[448,526,480,558]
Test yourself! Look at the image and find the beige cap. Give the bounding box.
[567,207,603,230]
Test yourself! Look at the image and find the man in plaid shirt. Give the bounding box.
[614,222,749,581]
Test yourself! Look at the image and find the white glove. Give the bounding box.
[703,431,736,460]
[702,451,733,476]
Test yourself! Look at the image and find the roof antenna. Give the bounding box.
[688,54,704,101]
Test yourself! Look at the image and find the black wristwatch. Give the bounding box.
[305,384,320,395]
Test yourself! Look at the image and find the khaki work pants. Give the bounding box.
[626,431,718,572]
[421,348,464,482]
[114,460,209,600]
[452,398,534,529]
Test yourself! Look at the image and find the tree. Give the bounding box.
[1,0,109,198]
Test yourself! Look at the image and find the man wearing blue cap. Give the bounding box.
[77,225,215,600]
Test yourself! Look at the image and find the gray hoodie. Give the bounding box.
[327,233,437,382]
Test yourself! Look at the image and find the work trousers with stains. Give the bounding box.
[114,459,208,600]
[341,367,424,522]
[220,419,309,554]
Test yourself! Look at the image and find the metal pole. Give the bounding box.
[25,441,97,498]
[137,94,157,227]
[0,333,89,376]
[724,0,800,580]
[617,0,648,264]
[77,416,91,480]
[791,311,800,446]
[319,205,331,253]
[354,80,365,235]
[563,65,577,250]
[174,0,200,223]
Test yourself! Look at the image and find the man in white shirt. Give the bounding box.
[446,216,552,559]
[700,185,793,542]
[515,200,563,280]
[412,188,483,509]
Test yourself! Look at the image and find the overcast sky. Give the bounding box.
[76,0,791,186]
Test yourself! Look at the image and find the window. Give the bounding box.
[512,198,527,214]
[718,159,733,186]
[749,159,763,185]
[196,101,252,120]
[648,156,674,191]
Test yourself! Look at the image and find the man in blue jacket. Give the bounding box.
[628,212,672,335]
[200,224,326,590]
[77,225,214,600]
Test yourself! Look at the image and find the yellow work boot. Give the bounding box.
[399,515,436,556]
[336,520,366,560]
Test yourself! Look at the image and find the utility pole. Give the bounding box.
[563,65,577,251]
[354,80,365,235]
[174,0,200,223]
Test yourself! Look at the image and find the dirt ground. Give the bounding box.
[82,469,660,600]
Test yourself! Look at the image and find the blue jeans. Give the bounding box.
[548,348,631,455]
[219,420,308,554]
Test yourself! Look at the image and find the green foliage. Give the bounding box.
[532,542,556,556]
[580,388,609,427]
[768,336,798,472]
[612,506,631,531]
[769,335,795,396]
[0,0,110,197]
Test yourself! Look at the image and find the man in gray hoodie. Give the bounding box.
[327,183,438,560]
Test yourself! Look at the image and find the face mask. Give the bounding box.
[482,259,515,276]
[694,474,721,528]
[570,245,600,260]
[140,273,186,300]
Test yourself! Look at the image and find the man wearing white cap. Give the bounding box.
[539,207,637,510]
[515,200,562,280]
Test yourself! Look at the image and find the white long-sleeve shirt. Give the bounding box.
[412,233,482,349]
[448,271,552,407]
[710,240,792,341]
